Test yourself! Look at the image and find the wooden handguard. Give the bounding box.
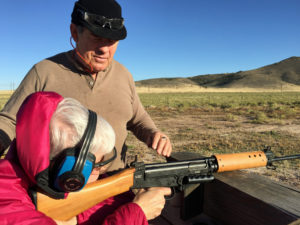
[37,167,135,221]
[214,151,268,172]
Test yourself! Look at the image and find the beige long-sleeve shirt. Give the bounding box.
[0,51,158,170]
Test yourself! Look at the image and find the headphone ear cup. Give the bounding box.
[53,153,95,192]
[58,171,85,192]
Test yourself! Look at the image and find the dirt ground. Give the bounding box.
[126,108,300,191]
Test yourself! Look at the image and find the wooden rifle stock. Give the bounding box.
[37,167,135,221]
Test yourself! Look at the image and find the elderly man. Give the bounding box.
[0,0,172,171]
[0,92,170,225]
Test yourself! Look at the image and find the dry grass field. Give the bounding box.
[0,90,13,110]
[127,90,300,190]
[136,85,300,93]
[0,90,299,190]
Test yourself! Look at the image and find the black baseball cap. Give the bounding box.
[71,0,127,40]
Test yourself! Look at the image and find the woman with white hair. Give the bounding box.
[0,92,170,225]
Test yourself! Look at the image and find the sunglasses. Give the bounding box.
[77,9,124,31]
[93,147,117,168]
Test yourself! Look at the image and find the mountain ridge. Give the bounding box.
[135,56,300,89]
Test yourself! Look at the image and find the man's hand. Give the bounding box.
[133,187,171,220]
[147,132,172,157]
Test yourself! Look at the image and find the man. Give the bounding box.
[0,0,172,171]
[0,92,171,225]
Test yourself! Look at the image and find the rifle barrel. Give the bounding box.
[270,154,300,162]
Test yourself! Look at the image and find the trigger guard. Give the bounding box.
[165,187,175,200]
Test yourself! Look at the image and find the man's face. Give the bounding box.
[71,24,119,73]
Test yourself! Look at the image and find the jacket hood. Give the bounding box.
[15,92,64,195]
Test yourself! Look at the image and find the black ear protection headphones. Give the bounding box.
[52,110,97,192]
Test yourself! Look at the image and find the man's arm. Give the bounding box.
[126,77,172,157]
[0,66,41,156]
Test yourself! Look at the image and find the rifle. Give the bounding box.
[36,147,300,221]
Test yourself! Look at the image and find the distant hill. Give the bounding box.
[135,56,300,89]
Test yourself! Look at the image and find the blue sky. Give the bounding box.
[0,0,299,90]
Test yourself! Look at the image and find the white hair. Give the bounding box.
[49,98,115,159]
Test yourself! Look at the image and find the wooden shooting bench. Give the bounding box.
[149,152,300,225]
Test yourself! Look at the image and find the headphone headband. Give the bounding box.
[73,110,97,173]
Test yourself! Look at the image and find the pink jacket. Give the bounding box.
[0,92,148,225]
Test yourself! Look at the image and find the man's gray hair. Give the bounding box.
[49,98,115,159]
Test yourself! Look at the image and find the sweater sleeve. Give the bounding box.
[102,203,148,225]
[126,75,159,143]
[0,66,41,152]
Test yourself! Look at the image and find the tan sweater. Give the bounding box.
[0,51,158,170]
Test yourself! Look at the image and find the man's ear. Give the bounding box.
[70,23,79,42]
